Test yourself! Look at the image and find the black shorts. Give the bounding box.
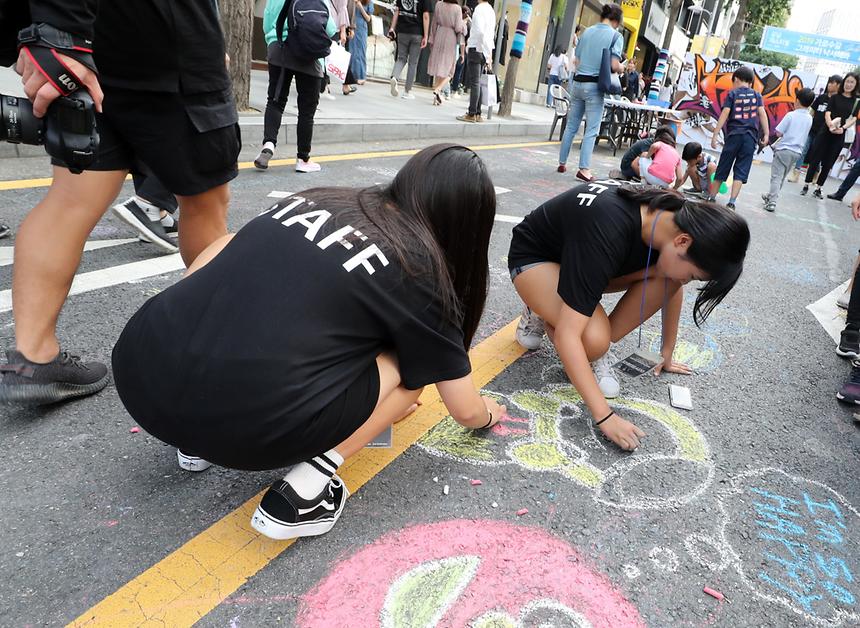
[112,336,381,471]
[52,86,241,196]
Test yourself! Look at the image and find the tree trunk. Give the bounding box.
[725,0,750,59]
[498,56,520,117]
[219,0,254,111]
[661,0,685,51]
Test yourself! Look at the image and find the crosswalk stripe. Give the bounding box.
[0,238,139,268]
[494,214,523,224]
[0,254,184,313]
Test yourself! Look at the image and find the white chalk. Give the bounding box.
[443,484,449,495]
[433,476,438,482]
[491,502,498,508]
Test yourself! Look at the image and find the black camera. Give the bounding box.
[0,90,98,174]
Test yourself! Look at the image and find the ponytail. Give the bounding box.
[617,185,750,326]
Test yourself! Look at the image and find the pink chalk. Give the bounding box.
[129,427,140,434]
[516,508,529,516]
[703,587,724,601]
[470,479,482,486]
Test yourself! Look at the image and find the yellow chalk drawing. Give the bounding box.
[419,384,712,509]
[644,329,722,373]
[381,556,481,628]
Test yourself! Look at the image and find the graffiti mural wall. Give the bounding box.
[673,54,818,163]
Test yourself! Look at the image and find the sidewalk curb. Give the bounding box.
[1,117,552,160]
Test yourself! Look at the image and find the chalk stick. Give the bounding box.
[470,479,482,486]
[443,484,449,495]
[129,426,140,434]
[703,587,724,600]
[516,508,529,516]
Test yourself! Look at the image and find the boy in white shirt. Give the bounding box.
[762,88,816,212]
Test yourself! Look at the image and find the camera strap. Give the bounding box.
[18,23,97,97]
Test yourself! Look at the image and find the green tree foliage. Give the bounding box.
[739,25,799,68]
[726,0,793,60]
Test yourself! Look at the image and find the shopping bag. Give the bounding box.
[598,32,622,96]
[481,72,497,107]
[325,42,352,84]
[371,15,384,37]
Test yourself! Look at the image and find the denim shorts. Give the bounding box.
[714,133,757,184]
[510,262,547,281]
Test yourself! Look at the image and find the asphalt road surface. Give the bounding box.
[1,138,859,627]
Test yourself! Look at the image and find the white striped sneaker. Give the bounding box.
[251,474,348,540]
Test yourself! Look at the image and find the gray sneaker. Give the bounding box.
[254,147,274,170]
[591,353,620,399]
[515,305,546,350]
[0,350,109,404]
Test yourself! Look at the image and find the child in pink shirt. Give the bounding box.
[639,140,683,188]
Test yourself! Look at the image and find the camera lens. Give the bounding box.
[0,94,43,144]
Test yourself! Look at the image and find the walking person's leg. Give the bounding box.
[294,71,323,172]
[816,136,845,188]
[804,134,826,187]
[459,51,483,120]
[111,172,181,253]
[546,75,559,106]
[255,64,291,169]
[404,34,422,94]
[765,149,794,209]
[830,159,860,200]
[558,83,587,170]
[134,173,178,214]
[391,36,408,96]
[577,82,605,178]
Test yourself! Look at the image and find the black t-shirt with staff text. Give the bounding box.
[117,195,472,433]
[508,182,659,317]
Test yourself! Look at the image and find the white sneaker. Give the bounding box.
[389,77,399,97]
[321,92,336,101]
[177,449,212,472]
[591,353,620,399]
[838,289,851,310]
[515,305,545,350]
[296,159,321,173]
[401,91,415,100]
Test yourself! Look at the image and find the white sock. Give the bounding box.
[134,197,162,222]
[283,449,344,500]
[262,141,275,154]
[160,213,175,228]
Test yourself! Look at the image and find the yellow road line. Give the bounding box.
[68,320,525,627]
[0,141,558,192]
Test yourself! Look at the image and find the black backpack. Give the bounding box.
[276,0,332,62]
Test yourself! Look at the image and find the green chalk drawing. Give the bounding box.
[381,556,481,628]
[470,613,517,628]
[418,384,713,509]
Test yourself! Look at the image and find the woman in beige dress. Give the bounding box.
[427,0,465,105]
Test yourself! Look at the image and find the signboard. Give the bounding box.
[690,34,724,57]
[761,26,860,66]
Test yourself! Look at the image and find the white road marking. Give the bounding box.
[0,238,138,267]
[493,186,511,195]
[494,214,523,224]
[806,280,850,344]
[267,190,294,199]
[0,254,184,313]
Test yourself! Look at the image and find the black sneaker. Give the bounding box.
[800,185,809,196]
[726,201,736,210]
[254,148,273,170]
[0,350,109,404]
[251,474,349,540]
[137,216,178,243]
[0,223,10,239]
[813,188,823,199]
[827,193,844,201]
[112,199,179,254]
[837,359,860,404]
[837,329,860,359]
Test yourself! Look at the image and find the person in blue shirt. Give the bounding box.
[557,3,625,182]
[708,66,769,209]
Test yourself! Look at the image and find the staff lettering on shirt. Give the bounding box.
[575,179,622,206]
[261,197,390,275]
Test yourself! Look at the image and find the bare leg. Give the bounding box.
[631,157,642,177]
[333,352,423,460]
[13,168,127,361]
[176,183,230,266]
[729,179,743,201]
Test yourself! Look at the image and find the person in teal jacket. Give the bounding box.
[254,0,338,173]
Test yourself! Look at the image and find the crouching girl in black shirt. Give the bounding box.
[112,144,505,540]
[508,183,749,451]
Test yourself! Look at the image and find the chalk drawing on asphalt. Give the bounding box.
[683,534,732,572]
[715,467,859,625]
[296,520,644,627]
[418,384,714,511]
[622,564,641,579]
[648,547,680,573]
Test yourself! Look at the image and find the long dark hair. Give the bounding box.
[301,144,496,349]
[653,124,676,147]
[617,185,750,326]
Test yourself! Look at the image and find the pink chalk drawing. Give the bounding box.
[296,519,643,628]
